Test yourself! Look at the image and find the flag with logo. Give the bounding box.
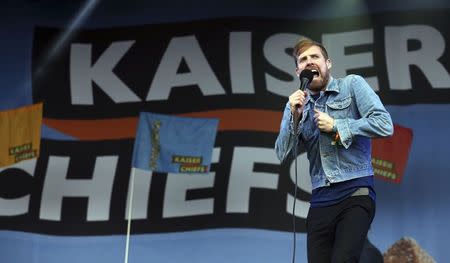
[0,103,43,168]
[131,112,219,173]
[372,124,413,183]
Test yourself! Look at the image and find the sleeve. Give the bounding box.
[334,75,394,149]
[274,102,301,162]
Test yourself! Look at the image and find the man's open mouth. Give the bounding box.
[310,69,320,78]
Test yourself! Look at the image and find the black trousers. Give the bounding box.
[306,196,375,263]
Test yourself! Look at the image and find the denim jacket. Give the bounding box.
[275,75,393,189]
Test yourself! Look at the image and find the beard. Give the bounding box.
[308,70,330,93]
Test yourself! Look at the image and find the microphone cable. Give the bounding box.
[290,71,311,262]
[291,123,300,263]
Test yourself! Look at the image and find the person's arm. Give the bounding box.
[275,102,300,162]
[275,89,307,162]
[334,75,394,149]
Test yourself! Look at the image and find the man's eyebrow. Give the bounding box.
[298,53,320,60]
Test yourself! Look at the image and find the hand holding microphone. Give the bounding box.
[289,69,315,116]
[289,90,306,116]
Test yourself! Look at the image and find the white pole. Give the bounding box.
[124,168,136,263]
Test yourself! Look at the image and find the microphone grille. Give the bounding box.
[299,69,315,82]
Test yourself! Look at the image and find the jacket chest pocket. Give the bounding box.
[326,96,352,118]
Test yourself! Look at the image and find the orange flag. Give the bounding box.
[372,124,413,183]
[0,103,43,168]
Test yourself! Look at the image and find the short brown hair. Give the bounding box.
[293,38,329,66]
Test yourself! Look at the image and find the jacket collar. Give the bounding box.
[305,76,338,104]
[324,76,339,93]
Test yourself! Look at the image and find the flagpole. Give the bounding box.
[124,168,136,263]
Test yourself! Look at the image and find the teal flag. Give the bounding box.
[132,112,219,173]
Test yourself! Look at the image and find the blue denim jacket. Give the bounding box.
[275,75,393,189]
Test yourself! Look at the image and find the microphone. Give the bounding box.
[299,69,315,91]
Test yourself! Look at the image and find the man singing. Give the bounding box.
[275,38,393,262]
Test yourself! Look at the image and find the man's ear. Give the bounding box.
[326,59,332,70]
[295,67,301,77]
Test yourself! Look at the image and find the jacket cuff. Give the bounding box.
[289,112,305,136]
[289,113,296,135]
[335,119,352,149]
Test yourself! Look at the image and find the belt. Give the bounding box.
[351,187,369,196]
